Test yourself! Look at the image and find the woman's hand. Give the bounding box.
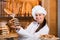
[15,26,21,30]
[10,25,21,30]
[9,19,15,24]
[10,25,16,29]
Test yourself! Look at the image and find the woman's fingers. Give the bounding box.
[15,26,21,30]
[10,25,16,28]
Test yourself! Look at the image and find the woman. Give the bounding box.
[9,5,49,40]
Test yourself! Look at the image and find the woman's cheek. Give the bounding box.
[35,17,38,20]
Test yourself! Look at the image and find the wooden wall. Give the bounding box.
[43,0,57,36]
[49,0,57,36]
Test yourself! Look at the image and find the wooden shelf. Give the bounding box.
[0,16,33,20]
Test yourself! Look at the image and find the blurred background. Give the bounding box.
[0,0,60,40]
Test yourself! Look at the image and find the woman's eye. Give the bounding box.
[39,14,41,16]
[36,14,38,16]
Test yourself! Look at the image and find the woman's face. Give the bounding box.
[35,13,45,23]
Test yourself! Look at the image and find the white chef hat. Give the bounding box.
[32,5,47,20]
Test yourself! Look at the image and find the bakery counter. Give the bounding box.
[0,33,18,40]
[0,33,60,40]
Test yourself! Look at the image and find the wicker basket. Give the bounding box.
[40,34,59,40]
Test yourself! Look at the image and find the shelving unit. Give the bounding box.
[0,0,40,37]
